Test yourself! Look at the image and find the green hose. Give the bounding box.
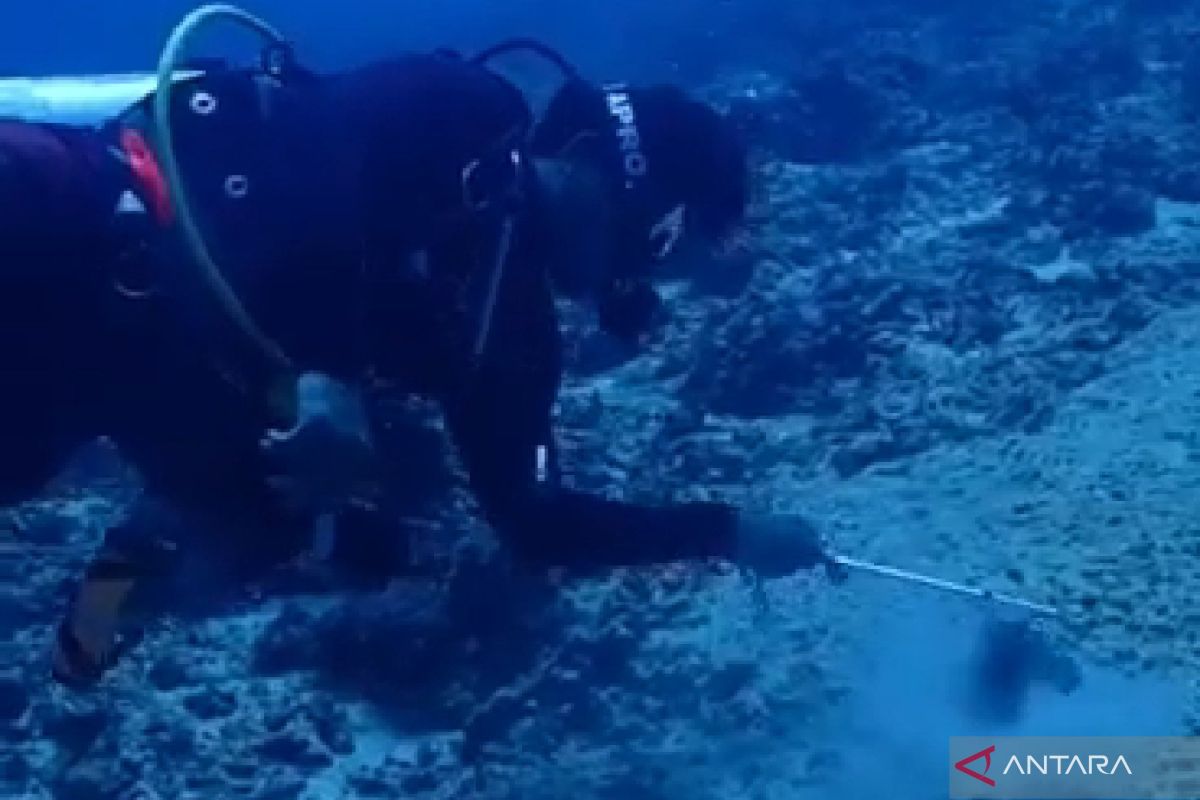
[153,4,296,390]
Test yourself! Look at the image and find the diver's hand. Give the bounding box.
[261,373,377,512]
[734,513,842,580]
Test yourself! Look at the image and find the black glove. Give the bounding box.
[733,513,842,579]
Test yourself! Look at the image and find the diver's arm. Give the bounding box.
[441,369,738,570]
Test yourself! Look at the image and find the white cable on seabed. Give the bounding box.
[832,554,1059,617]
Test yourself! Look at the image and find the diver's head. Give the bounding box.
[530,79,748,341]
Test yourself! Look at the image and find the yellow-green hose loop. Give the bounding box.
[153,4,293,375]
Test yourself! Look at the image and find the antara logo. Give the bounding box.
[1003,754,1133,776]
[956,745,997,787]
[955,744,1135,788]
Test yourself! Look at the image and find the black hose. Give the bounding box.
[471,37,579,80]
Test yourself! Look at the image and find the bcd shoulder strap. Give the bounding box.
[107,62,309,427]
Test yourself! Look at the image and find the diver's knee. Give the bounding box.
[100,502,187,573]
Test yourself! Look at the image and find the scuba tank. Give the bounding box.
[0,71,203,126]
[0,35,580,126]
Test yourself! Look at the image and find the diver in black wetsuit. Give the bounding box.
[0,45,833,686]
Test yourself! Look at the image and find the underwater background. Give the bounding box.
[0,0,790,79]
[2,0,1199,798]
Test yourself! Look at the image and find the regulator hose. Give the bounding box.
[471,37,579,80]
[153,4,297,419]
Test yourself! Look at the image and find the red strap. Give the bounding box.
[119,128,174,225]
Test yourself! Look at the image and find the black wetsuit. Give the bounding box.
[0,53,737,586]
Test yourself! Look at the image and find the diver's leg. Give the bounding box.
[0,119,105,244]
[51,498,185,686]
[52,478,415,685]
[51,346,413,684]
[51,475,316,687]
[0,410,81,506]
[0,122,114,504]
[50,350,318,686]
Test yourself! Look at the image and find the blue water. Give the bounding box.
[1,1,1195,798]
[0,0,777,79]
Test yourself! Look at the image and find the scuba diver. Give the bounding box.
[0,13,834,686]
